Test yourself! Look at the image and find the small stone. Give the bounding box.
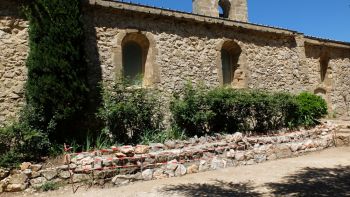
[275,144,292,159]
[72,174,90,183]
[211,157,224,170]
[244,151,254,160]
[246,159,255,165]
[31,171,41,178]
[23,169,32,176]
[187,164,199,174]
[79,156,94,165]
[304,140,315,149]
[153,169,167,179]
[112,175,130,185]
[226,149,235,158]
[141,169,153,181]
[149,143,166,151]
[235,151,245,161]
[290,143,301,152]
[135,145,150,154]
[29,164,42,172]
[199,160,208,172]
[166,159,178,171]
[175,164,187,176]
[20,162,31,171]
[115,152,127,158]
[0,169,9,180]
[164,141,176,149]
[119,146,135,155]
[254,154,267,163]
[57,165,69,170]
[59,171,71,179]
[232,132,243,142]
[40,169,57,180]
[267,154,277,160]
[29,177,47,188]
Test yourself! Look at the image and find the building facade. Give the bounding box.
[1,0,350,125]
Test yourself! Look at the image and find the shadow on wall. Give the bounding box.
[266,165,350,196]
[161,180,261,197]
[81,8,103,133]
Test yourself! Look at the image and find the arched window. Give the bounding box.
[221,40,242,85]
[121,33,150,85]
[123,41,143,83]
[219,0,231,18]
[320,55,330,83]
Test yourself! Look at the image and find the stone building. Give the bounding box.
[1,0,350,125]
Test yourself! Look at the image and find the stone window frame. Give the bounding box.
[112,29,160,87]
[216,38,248,88]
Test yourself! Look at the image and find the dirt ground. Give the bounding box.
[3,147,350,197]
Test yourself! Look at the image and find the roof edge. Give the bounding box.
[84,0,350,49]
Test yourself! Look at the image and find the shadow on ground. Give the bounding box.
[161,180,261,197]
[266,165,350,196]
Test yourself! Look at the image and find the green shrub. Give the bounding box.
[24,0,88,143]
[170,83,214,136]
[98,81,163,144]
[0,121,50,168]
[296,92,328,126]
[170,85,302,136]
[39,181,60,191]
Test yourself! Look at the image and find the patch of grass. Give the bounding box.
[40,181,60,192]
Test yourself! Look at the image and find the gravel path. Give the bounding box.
[5,147,350,197]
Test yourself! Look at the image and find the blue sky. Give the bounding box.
[122,0,350,42]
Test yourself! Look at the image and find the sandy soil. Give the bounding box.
[3,147,350,197]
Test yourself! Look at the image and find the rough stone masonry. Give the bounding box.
[1,0,350,125]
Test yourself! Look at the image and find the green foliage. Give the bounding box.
[98,81,164,144]
[170,85,327,136]
[39,181,60,192]
[140,128,187,145]
[0,120,50,168]
[24,0,88,143]
[296,92,328,126]
[170,83,214,136]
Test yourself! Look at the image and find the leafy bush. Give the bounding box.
[170,85,325,136]
[170,83,214,136]
[98,81,163,144]
[0,121,50,168]
[296,92,328,126]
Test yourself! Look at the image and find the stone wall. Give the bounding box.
[1,0,350,125]
[0,122,337,192]
[0,0,28,125]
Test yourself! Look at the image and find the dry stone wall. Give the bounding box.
[0,1,28,125]
[0,122,338,193]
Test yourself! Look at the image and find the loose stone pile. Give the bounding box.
[0,122,337,193]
